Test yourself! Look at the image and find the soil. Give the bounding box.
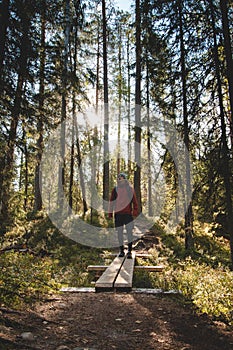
[1,292,233,350]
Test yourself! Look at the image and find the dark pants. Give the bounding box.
[115,213,134,251]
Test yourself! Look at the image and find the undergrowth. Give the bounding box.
[174,260,233,323]
[0,214,102,308]
[0,214,233,326]
[144,221,233,325]
[0,251,58,308]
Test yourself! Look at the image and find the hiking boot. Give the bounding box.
[127,251,132,259]
[118,251,125,257]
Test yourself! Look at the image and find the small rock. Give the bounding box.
[73,348,96,350]
[56,346,70,350]
[57,303,67,309]
[21,332,34,341]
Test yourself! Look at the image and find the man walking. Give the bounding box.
[108,173,139,258]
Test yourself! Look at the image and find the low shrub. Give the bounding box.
[0,252,59,308]
[174,260,233,323]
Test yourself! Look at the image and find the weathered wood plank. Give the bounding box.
[60,287,95,293]
[88,264,164,272]
[134,265,164,272]
[60,287,181,294]
[95,256,125,292]
[103,252,152,259]
[114,252,136,291]
[135,253,152,258]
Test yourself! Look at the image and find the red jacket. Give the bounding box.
[108,180,139,218]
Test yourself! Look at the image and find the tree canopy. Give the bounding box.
[0,0,233,265]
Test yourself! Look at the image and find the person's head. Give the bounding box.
[118,172,127,181]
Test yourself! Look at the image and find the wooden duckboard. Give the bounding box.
[88,265,164,272]
[95,255,126,292]
[134,265,164,272]
[103,253,152,259]
[93,252,164,292]
[114,252,136,291]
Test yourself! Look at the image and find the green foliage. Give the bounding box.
[148,260,233,324]
[0,213,104,305]
[0,252,59,308]
[1,215,233,327]
[147,221,233,325]
[53,240,103,287]
[173,260,233,323]
[133,269,154,288]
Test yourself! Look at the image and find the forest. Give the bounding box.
[0,0,233,335]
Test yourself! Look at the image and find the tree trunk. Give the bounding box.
[0,11,31,230]
[126,30,132,177]
[146,60,153,216]
[23,128,29,211]
[220,0,233,147]
[93,21,101,221]
[58,0,71,211]
[178,1,194,250]
[34,2,46,212]
[134,0,142,212]
[117,21,122,175]
[68,95,75,214]
[96,22,100,113]
[90,126,99,223]
[102,0,109,209]
[68,21,78,214]
[209,0,233,268]
[74,120,88,215]
[0,0,10,85]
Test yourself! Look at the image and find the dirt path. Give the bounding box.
[1,292,233,350]
[1,227,233,350]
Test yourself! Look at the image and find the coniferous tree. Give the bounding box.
[0,0,35,230]
[134,0,142,212]
[220,0,233,147]
[0,0,10,88]
[208,0,233,267]
[178,0,194,250]
[102,0,110,209]
[58,0,71,211]
[126,27,133,177]
[34,1,46,212]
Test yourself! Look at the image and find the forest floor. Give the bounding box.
[1,225,233,350]
[1,291,233,350]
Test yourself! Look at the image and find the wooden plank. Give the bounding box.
[60,287,95,293]
[88,265,164,272]
[135,253,152,258]
[114,252,136,291]
[103,252,152,259]
[87,265,107,271]
[134,265,164,272]
[60,287,181,294]
[95,255,125,292]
